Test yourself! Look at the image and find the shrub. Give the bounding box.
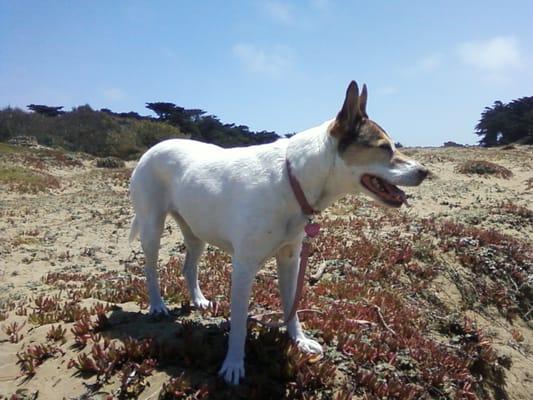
[455,160,513,179]
[96,157,126,169]
[443,141,465,147]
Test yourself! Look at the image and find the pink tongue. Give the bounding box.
[383,179,409,207]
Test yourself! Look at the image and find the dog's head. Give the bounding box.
[329,81,428,208]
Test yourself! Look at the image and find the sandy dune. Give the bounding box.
[0,144,531,399]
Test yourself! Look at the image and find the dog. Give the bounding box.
[129,81,428,385]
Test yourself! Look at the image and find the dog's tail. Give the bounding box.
[129,215,140,243]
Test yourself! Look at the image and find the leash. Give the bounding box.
[248,160,321,328]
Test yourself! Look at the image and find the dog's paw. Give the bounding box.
[192,296,212,310]
[295,336,323,354]
[219,358,245,385]
[148,302,169,318]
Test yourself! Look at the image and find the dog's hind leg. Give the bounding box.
[171,212,210,309]
[276,242,323,354]
[139,212,169,316]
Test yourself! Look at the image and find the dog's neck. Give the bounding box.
[286,119,346,212]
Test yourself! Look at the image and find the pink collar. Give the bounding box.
[285,159,318,216]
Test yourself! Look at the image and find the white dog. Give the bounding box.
[129,81,428,384]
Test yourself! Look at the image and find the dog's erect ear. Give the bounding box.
[337,81,359,126]
[359,84,368,118]
[334,81,363,135]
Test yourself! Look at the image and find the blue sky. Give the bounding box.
[1,1,532,146]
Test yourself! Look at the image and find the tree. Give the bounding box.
[145,102,202,138]
[27,104,65,117]
[475,97,533,146]
[505,97,533,143]
[475,101,507,146]
[145,102,178,121]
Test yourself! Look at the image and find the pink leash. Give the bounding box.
[248,160,321,328]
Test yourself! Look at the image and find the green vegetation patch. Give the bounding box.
[0,165,60,193]
[0,143,25,154]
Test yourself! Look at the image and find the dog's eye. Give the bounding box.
[378,144,391,152]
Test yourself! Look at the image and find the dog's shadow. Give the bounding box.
[101,305,291,399]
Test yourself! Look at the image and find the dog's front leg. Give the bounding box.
[219,258,256,385]
[276,242,323,354]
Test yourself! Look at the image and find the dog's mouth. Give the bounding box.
[360,174,408,208]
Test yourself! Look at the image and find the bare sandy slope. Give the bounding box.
[0,144,531,399]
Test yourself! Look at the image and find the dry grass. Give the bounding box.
[0,166,60,193]
[494,201,533,220]
[0,142,26,154]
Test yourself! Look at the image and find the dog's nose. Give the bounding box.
[418,167,429,181]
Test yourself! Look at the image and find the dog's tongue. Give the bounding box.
[383,180,410,207]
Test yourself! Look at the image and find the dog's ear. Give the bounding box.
[332,81,363,138]
[337,81,360,127]
[359,84,368,118]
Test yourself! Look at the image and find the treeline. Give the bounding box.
[476,96,533,146]
[144,102,279,147]
[0,105,184,159]
[0,102,280,159]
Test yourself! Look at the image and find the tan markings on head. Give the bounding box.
[390,150,412,167]
[339,120,395,166]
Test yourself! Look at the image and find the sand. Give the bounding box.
[0,144,531,399]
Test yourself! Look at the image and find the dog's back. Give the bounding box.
[129,138,290,250]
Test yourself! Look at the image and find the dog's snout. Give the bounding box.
[417,167,429,182]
